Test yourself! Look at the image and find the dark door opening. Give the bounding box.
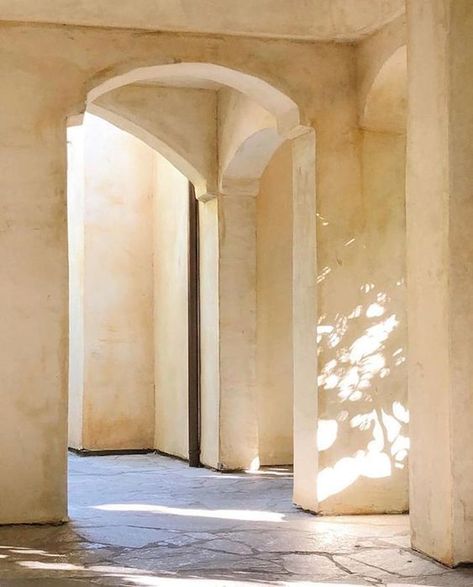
[188,182,201,467]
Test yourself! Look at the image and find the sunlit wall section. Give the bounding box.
[68,113,156,451]
[153,152,190,460]
[256,141,294,466]
[316,37,408,514]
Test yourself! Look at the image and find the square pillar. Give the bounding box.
[218,192,259,470]
[407,0,473,565]
[198,192,259,471]
[0,107,68,523]
[292,129,318,511]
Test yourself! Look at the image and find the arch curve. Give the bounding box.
[361,45,407,133]
[220,127,284,196]
[89,104,208,198]
[87,62,301,137]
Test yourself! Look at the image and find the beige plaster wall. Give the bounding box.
[316,24,408,513]
[217,192,259,470]
[153,152,189,460]
[218,88,280,195]
[406,0,473,565]
[67,124,85,450]
[0,20,355,520]
[69,115,191,458]
[80,113,155,450]
[256,141,293,466]
[0,69,69,524]
[94,85,217,197]
[0,1,404,41]
[199,196,220,469]
[317,128,408,513]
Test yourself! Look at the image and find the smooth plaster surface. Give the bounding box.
[153,153,190,460]
[256,141,294,466]
[406,0,473,566]
[314,19,408,515]
[67,124,85,450]
[0,0,404,41]
[0,12,410,542]
[94,84,217,198]
[79,114,155,450]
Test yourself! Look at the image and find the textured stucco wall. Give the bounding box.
[94,84,217,197]
[199,196,220,469]
[79,114,155,450]
[67,124,85,450]
[153,153,190,460]
[256,141,293,466]
[0,20,356,521]
[317,129,407,513]
[316,20,408,514]
[406,0,473,566]
[69,118,191,459]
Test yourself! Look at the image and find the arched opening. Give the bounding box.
[66,62,317,523]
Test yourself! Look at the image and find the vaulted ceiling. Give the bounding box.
[0,0,405,42]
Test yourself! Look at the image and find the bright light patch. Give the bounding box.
[393,401,409,423]
[366,303,385,318]
[247,456,260,472]
[317,419,338,451]
[93,504,285,523]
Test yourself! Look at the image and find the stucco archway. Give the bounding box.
[77,61,317,512]
[88,103,208,199]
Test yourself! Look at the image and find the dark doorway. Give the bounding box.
[188,182,201,467]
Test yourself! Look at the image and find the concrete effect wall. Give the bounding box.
[78,113,155,450]
[256,141,293,465]
[153,153,189,459]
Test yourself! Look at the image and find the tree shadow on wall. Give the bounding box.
[316,216,408,514]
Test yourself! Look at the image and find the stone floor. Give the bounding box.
[0,454,471,586]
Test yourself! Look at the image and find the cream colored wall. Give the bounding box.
[316,24,408,514]
[67,124,85,449]
[94,85,218,197]
[214,88,293,472]
[317,129,407,513]
[80,113,155,450]
[256,141,293,465]
[199,196,220,468]
[218,88,279,195]
[0,20,354,521]
[406,0,473,565]
[68,116,191,458]
[0,1,404,41]
[153,152,189,460]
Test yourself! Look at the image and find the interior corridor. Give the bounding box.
[0,455,468,586]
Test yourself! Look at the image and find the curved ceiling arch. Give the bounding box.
[87,62,301,137]
[361,45,407,134]
[88,103,208,199]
